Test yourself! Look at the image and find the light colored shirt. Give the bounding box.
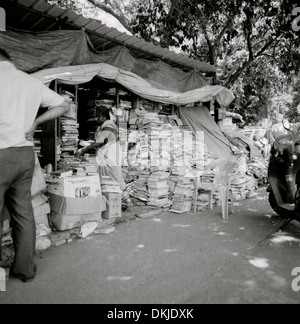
[0,61,65,149]
[96,142,123,167]
[95,120,119,139]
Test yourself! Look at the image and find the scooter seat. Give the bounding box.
[278,203,295,211]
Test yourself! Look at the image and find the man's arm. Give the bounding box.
[76,138,108,156]
[25,101,69,141]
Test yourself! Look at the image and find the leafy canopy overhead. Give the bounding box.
[131,0,299,86]
[130,0,299,123]
[45,0,299,124]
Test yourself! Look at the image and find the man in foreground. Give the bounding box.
[0,49,69,282]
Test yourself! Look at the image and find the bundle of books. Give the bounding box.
[60,117,79,158]
[247,160,268,185]
[169,177,195,213]
[230,174,258,200]
[105,87,117,96]
[57,156,98,175]
[147,171,172,208]
[95,99,115,109]
[119,100,132,110]
[131,171,150,203]
[139,98,156,111]
[194,192,210,212]
[137,112,164,130]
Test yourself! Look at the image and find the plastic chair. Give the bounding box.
[193,159,237,219]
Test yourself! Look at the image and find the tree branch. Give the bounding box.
[254,36,277,58]
[243,12,254,61]
[214,15,234,50]
[197,7,215,66]
[85,0,132,33]
[225,35,277,87]
[245,28,254,61]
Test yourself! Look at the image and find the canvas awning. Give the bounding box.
[32,63,235,107]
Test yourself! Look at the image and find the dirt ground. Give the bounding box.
[0,188,300,305]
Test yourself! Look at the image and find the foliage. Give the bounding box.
[45,0,300,125]
[285,78,300,123]
[46,0,81,12]
[130,0,300,124]
[45,0,134,31]
[230,59,276,124]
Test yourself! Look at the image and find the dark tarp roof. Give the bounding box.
[0,29,210,93]
[1,0,216,74]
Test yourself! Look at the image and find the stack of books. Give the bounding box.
[95,99,115,109]
[169,177,195,213]
[60,117,79,158]
[119,100,132,110]
[139,98,156,111]
[131,171,150,203]
[147,171,172,208]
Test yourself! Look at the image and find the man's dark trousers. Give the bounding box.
[0,147,36,278]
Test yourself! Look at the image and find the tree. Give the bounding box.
[46,0,133,32]
[130,0,299,124]
[131,0,299,86]
[46,0,81,12]
[230,56,288,125]
[45,0,300,125]
[84,0,132,31]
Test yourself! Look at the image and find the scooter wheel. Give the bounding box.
[268,191,293,219]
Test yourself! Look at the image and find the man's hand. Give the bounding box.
[25,121,38,142]
[75,148,85,157]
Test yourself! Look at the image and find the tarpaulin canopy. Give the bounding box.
[31,63,235,107]
[178,106,234,158]
[0,29,210,93]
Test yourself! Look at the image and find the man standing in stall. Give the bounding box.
[76,107,126,192]
[0,49,69,282]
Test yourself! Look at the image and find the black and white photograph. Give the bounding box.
[0,0,300,307]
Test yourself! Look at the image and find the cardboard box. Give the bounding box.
[35,214,50,227]
[32,194,48,209]
[47,174,101,198]
[102,192,122,219]
[48,193,106,231]
[33,198,51,227]
[48,193,105,215]
[33,202,51,218]
[50,212,103,231]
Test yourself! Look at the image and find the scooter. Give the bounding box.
[267,120,300,225]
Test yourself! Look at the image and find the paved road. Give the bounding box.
[1,188,300,304]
